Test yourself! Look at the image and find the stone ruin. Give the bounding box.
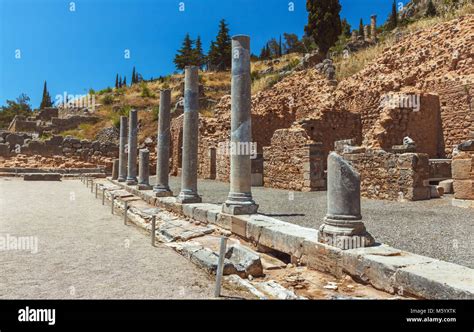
[7,107,99,135]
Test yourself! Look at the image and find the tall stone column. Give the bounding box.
[222,35,258,215]
[363,25,369,41]
[319,152,374,249]
[126,109,138,185]
[177,66,202,203]
[371,15,377,41]
[118,116,128,182]
[138,149,152,190]
[153,90,173,197]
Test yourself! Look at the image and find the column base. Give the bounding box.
[318,216,375,250]
[176,190,202,204]
[137,183,153,190]
[153,187,173,197]
[126,178,138,185]
[117,177,126,183]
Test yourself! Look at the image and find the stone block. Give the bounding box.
[429,185,440,198]
[394,261,474,299]
[341,246,436,294]
[452,159,472,180]
[231,216,248,238]
[24,173,61,181]
[453,180,474,200]
[225,245,264,277]
[439,179,454,194]
[301,239,343,277]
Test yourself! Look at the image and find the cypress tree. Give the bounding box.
[115,74,119,89]
[304,0,342,56]
[425,0,438,17]
[132,67,136,84]
[118,76,122,88]
[39,81,53,109]
[123,76,127,87]
[359,18,364,36]
[388,0,398,30]
[279,35,283,56]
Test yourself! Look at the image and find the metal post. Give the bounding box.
[86,177,89,188]
[102,189,105,205]
[124,201,128,225]
[151,215,156,247]
[90,180,94,193]
[214,237,228,298]
[111,194,115,214]
[95,184,98,198]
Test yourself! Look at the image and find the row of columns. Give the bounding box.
[112,34,258,216]
[110,34,372,249]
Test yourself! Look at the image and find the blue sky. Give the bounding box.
[0,0,409,108]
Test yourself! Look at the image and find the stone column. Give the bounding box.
[112,158,119,180]
[222,35,258,215]
[363,25,369,41]
[118,116,128,182]
[371,15,377,41]
[351,30,357,43]
[177,66,202,203]
[126,109,138,185]
[138,149,152,190]
[318,152,374,249]
[153,90,173,197]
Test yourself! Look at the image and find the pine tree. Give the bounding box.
[193,35,206,69]
[207,19,231,71]
[426,0,438,17]
[387,0,398,30]
[115,74,119,89]
[174,33,195,70]
[305,0,342,56]
[39,81,53,109]
[359,18,364,36]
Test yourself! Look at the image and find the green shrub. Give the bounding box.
[102,94,114,105]
[140,82,155,98]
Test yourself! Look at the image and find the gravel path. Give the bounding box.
[0,178,217,299]
[162,176,474,268]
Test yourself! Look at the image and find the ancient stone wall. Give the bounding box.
[362,93,441,157]
[0,132,118,161]
[263,127,325,191]
[342,148,431,201]
[452,141,474,200]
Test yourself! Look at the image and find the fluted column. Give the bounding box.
[118,116,128,182]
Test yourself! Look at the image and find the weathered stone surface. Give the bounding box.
[177,66,202,204]
[154,90,173,197]
[254,280,302,299]
[453,180,474,200]
[222,35,258,215]
[319,152,374,249]
[118,116,128,182]
[158,219,214,242]
[439,179,454,194]
[225,245,264,277]
[458,140,474,151]
[452,158,472,180]
[394,261,474,299]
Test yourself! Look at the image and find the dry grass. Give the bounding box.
[333,3,473,80]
